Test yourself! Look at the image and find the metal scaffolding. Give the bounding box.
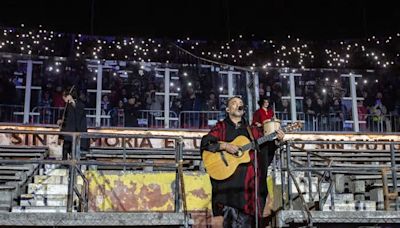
[0,129,192,227]
[276,140,400,227]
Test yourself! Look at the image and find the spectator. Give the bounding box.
[53,86,65,108]
[205,91,218,111]
[314,97,329,130]
[303,97,316,131]
[39,91,53,124]
[120,88,129,104]
[182,87,196,111]
[329,98,346,131]
[124,97,139,127]
[101,95,111,115]
[357,100,368,131]
[370,95,389,132]
[110,100,125,127]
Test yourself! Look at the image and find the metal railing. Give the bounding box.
[0,104,24,123]
[31,106,64,125]
[178,111,224,129]
[136,110,179,128]
[276,140,400,226]
[28,106,112,127]
[0,129,189,221]
[277,112,400,132]
[2,104,400,132]
[84,108,111,127]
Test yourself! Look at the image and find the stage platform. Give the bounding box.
[0,212,192,227]
[277,210,400,227]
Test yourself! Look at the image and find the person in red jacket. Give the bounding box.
[252,97,274,128]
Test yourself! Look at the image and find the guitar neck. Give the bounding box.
[241,125,291,151]
[257,125,290,144]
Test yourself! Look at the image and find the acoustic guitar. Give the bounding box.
[202,122,302,180]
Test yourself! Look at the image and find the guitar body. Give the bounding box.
[202,135,252,180]
[202,122,302,180]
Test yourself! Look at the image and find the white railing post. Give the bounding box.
[87,61,111,127]
[341,73,363,132]
[155,67,179,128]
[15,60,43,124]
[281,72,302,122]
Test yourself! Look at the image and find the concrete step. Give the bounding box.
[28,184,69,195]
[20,194,67,207]
[12,206,67,213]
[0,170,23,175]
[0,185,16,204]
[323,201,357,211]
[28,183,83,195]
[0,165,35,171]
[44,169,68,176]
[0,203,11,212]
[34,175,83,185]
[34,175,68,185]
[0,185,16,191]
[0,175,21,181]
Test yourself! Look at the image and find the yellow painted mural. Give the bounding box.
[86,171,212,212]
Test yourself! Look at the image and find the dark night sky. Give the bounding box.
[0,0,399,40]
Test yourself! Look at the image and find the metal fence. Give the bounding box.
[178,111,225,129]
[1,104,400,132]
[0,105,24,123]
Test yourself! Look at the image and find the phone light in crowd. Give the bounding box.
[364,80,368,84]
[93,77,96,81]
[183,72,188,76]
[375,79,379,83]
[322,88,326,93]
[187,82,192,86]
[325,78,329,81]
[219,87,223,92]
[334,79,338,83]
[170,82,174,87]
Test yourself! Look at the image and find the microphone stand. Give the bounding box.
[254,136,260,228]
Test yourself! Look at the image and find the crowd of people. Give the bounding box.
[1,24,399,69]
[0,25,399,131]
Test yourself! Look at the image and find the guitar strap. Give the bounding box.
[247,126,261,224]
[246,126,255,143]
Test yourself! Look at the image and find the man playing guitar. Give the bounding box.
[201,96,284,227]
